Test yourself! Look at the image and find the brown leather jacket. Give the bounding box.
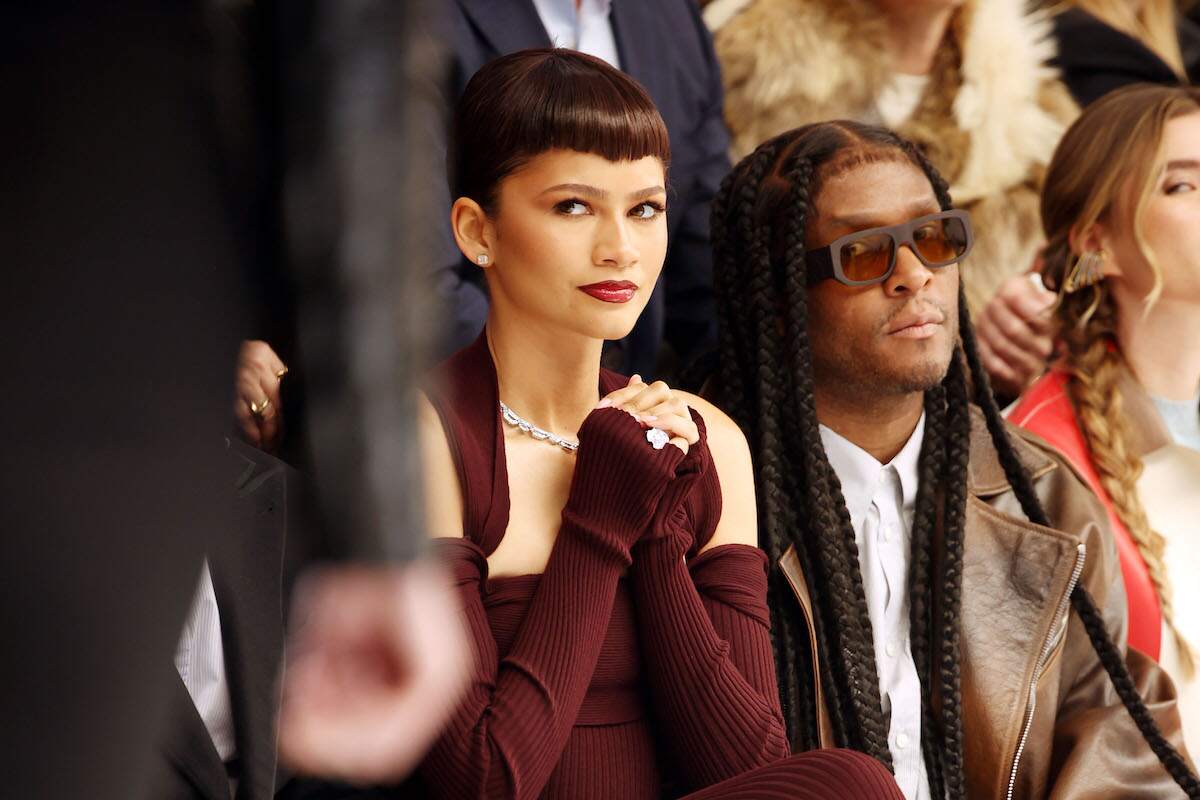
[778,408,1193,798]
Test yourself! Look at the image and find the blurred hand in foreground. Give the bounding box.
[278,561,470,785]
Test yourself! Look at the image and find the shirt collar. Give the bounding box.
[890,413,924,510]
[819,413,926,528]
[532,0,613,40]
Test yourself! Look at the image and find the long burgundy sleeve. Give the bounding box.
[632,534,790,789]
[418,408,685,799]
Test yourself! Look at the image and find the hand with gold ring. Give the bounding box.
[250,397,272,417]
[234,340,288,453]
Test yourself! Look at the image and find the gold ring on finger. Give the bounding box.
[275,366,289,380]
[250,397,272,418]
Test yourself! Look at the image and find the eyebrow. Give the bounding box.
[1165,159,1200,171]
[539,183,666,201]
[828,202,941,230]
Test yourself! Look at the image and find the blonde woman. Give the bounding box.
[972,2,1196,400]
[1011,84,1200,747]
[1050,0,1192,106]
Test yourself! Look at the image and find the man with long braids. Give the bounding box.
[706,120,1197,798]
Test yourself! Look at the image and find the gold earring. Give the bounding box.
[1063,249,1106,293]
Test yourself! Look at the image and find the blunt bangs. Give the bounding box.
[451,49,671,211]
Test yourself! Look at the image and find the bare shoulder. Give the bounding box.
[677,391,751,462]
[677,391,758,550]
[417,391,464,540]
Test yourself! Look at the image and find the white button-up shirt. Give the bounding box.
[820,415,931,800]
[531,0,621,68]
[174,560,236,763]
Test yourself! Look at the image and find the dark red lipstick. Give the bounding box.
[579,280,638,304]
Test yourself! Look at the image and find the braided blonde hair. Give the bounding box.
[1040,85,1200,674]
[1062,292,1192,673]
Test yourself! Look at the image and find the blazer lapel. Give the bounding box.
[160,674,232,800]
[211,440,291,800]
[455,0,551,57]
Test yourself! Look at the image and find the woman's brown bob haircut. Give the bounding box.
[450,48,671,213]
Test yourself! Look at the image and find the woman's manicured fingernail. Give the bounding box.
[641,414,658,421]
[596,398,613,409]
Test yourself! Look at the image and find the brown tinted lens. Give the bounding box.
[839,232,895,282]
[913,215,968,265]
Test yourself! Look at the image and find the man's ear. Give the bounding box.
[1068,220,1121,278]
[450,197,496,269]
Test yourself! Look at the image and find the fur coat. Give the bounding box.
[704,0,1078,314]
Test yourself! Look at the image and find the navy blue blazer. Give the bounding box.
[434,0,731,378]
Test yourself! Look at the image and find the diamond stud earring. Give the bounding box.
[476,253,490,265]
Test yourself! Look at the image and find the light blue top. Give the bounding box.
[531,0,621,68]
[1152,391,1200,452]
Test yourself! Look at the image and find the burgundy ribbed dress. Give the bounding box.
[419,334,900,800]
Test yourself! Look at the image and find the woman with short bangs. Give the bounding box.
[1011,84,1200,748]
[414,49,902,799]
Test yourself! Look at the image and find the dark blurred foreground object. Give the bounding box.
[1,4,248,798]
[0,1,456,797]
[273,0,469,786]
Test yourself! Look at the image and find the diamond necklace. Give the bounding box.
[499,401,580,453]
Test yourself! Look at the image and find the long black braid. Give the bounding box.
[776,159,892,762]
[708,120,1200,799]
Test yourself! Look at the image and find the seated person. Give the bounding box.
[971,3,1200,399]
[1011,84,1200,748]
[410,49,903,799]
[436,0,732,379]
[705,118,1196,797]
[703,0,1076,326]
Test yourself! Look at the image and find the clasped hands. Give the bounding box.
[596,373,700,455]
[571,375,708,556]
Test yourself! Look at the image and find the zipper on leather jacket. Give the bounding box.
[1006,543,1086,800]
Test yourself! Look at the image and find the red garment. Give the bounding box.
[418,333,902,800]
[1010,368,1162,659]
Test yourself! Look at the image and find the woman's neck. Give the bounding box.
[884,6,955,76]
[1116,294,1200,401]
[486,311,605,438]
